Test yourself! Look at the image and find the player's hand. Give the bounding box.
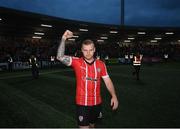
[62,30,73,40]
[111,96,118,110]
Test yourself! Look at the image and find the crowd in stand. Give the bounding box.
[96,42,180,60]
[1,37,180,64]
[0,37,57,63]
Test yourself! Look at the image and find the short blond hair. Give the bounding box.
[81,39,94,47]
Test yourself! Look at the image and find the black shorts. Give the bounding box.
[76,104,102,126]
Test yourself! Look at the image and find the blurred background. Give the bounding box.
[0,0,180,128]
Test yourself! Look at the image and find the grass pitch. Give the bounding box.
[0,62,180,127]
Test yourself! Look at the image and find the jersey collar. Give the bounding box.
[83,58,96,65]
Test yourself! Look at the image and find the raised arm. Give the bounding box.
[57,30,73,66]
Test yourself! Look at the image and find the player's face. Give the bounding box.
[81,43,95,61]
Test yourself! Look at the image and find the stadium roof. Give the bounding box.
[1,7,180,45]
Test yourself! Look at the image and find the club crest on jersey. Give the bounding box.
[79,116,83,122]
[97,68,101,72]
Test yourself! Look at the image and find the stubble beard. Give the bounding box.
[84,55,94,62]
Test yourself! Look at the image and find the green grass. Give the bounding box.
[0,62,180,127]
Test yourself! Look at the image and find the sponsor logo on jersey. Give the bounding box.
[86,77,97,82]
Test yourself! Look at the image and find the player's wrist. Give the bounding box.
[62,36,67,41]
[112,94,117,99]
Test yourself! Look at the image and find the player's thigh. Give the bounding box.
[89,104,102,124]
[76,105,90,126]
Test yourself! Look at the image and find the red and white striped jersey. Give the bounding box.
[69,57,109,106]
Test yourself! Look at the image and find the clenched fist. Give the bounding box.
[62,30,73,40]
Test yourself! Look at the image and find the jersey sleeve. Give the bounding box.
[70,56,80,67]
[101,62,109,79]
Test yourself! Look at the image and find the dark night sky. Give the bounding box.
[0,0,121,25]
[125,0,180,27]
[0,0,180,27]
